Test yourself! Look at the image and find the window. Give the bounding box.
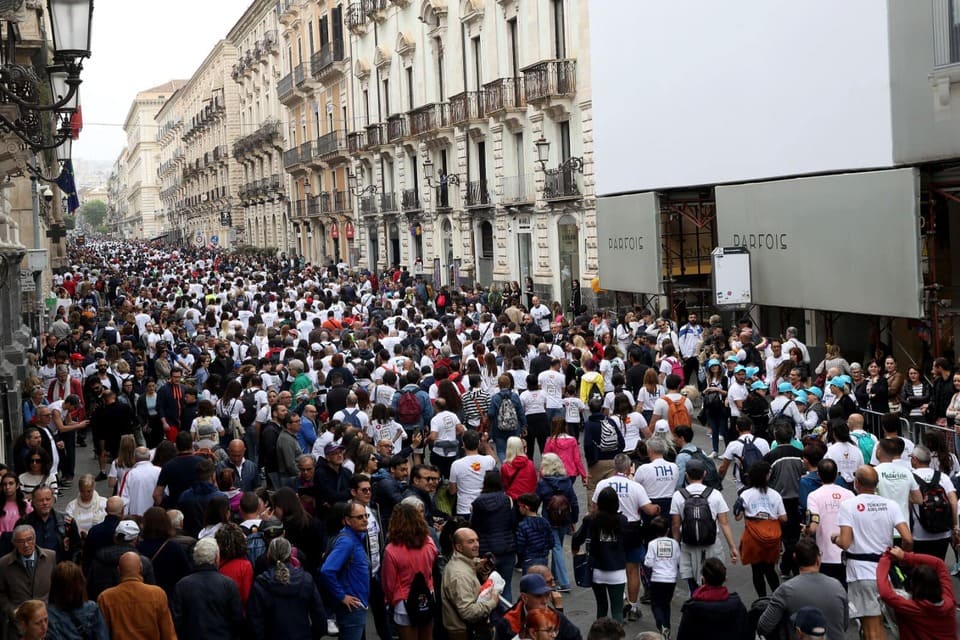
[406,67,414,110]
[436,38,445,100]
[559,121,571,161]
[508,18,519,77]
[934,0,960,66]
[308,21,314,54]
[383,79,390,116]
[363,89,370,126]
[472,36,482,90]
[552,0,566,58]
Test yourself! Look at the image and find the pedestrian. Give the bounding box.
[171,537,243,640]
[733,460,786,597]
[0,525,55,640]
[319,499,371,640]
[97,551,177,640]
[469,471,517,602]
[381,503,439,640]
[440,527,501,640]
[535,453,579,592]
[675,558,749,640]
[572,487,627,623]
[46,560,109,640]
[247,537,326,640]
[877,546,957,640]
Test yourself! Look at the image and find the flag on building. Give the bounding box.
[55,159,80,213]
[70,106,83,140]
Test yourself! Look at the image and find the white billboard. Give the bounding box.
[590,0,895,196]
[596,192,662,294]
[715,168,923,318]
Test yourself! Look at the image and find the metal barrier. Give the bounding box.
[859,409,910,441]
[912,421,958,457]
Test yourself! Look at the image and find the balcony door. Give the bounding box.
[477,220,494,284]
[441,218,453,281]
[368,225,379,271]
[557,215,580,313]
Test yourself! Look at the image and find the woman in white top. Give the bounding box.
[609,394,646,453]
[251,324,269,356]
[108,434,137,495]
[481,353,500,394]
[599,346,626,390]
[520,373,549,460]
[824,420,865,484]
[615,313,635,358]
[636,368,665,424]
[64,474,107,534]
[734,460,787,598]
[215,379,244,446]
[19,447,58,496]
[367,403,406,454]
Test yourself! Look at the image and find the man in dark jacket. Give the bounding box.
[926,356,953,422]
[373,455,408,530]
[17,486,81,564]
[82,496,124,574]
[494,572,581,640]
[676,558,749,640]
[172,538,243,640]
[763,419,805,577]
[258,402,286,481]
[582,397,624,491]
[311,442,353,510]
[176,459,226,537]
[87,520,156,601]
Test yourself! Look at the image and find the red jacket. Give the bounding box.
[47,377,84,406]
[877,551,956,640]
[381,537,438,605]
[501,455,538,499]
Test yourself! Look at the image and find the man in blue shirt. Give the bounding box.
[320,499,371,640]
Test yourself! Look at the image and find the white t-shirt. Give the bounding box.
[670,482,730,523]
[593,474,652,521]
[636,385,665,412]
[618,411,647,452]
[727,381,748,417]
[366,420,406,453]
[520,389,547,415]
[738,487,786,520]
[806,483,856,564]
[562,397,586,424]
[602,389,637,414]
[644,536,681,583]
[910,468,957,541]
[824,441,864,484]
[333,408,371,431]
[651,392,693,422]
[875,462,919,537]
[837,494,906,581]
[538,370,566,410]
[449,454,498,515]
[721,435,771,491]
[634,459,680,500]
[869,436,915,465]
[428,411,460,457]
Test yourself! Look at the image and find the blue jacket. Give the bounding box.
[536,476,580,525]
[487,390,527,435]
[517,515,555,561]
[172,565,243,640]
[248,563,326,640]
[391,384,434,428]
[470,492,516,556]
[318,526,370,607]
[176,482,226,538]
[47,602,109,640]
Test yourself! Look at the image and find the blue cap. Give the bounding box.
[794,390,808,404]
[725,355,739,363]
[750,380,768,391]
[707,358,721,368]
[734,365,746,374]
[777,382,795,394]
[806,386,823,400]
[745,367,760,378]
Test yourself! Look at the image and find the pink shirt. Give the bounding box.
[544,435,587,480]
[381,537,438,605]
[806,483,855,564]
[0,499,31,534]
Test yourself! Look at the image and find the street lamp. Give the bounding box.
[347,169,377,197]
[422,157,459,188]
[533,136,584,174]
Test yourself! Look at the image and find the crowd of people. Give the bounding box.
[0,239,958,640]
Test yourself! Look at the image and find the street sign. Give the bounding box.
[712,247,752,306]
[210,235,219,247]
[19,270,35,292]
[26,249,47,273]
[194,231,204,247]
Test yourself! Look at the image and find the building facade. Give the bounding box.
[330,0,594,307]
[590,0,960,360]
[228,0,292,254]
[155,42,242,250]
[119,81,185,240]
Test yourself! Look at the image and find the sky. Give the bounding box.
[72,0,250,164]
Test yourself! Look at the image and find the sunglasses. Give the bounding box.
[30,458,42,463]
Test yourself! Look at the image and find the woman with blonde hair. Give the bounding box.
[501,435,537,499]
[64,474,107,535]
[536,452,579,592]
[14,600,47,640]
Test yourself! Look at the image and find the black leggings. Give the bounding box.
[525,413,549,460]
[750,562,779,597]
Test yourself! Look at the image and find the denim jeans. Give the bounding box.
[551,526,571,588]
[706,411,725,454]
[493,551,516,603]
[522,556,549,574]
[337,605,367,640]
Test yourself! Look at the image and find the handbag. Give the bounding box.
[573,551,593,588]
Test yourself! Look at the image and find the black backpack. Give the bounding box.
[914,471,953,533]
[735,438,764,487]
[239,388,259,429]
[679,487,718,546]
[686,448,723,491]
[404,571,437,625]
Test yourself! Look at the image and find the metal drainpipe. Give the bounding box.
[0,378,10,465]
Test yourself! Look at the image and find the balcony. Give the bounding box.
[310,40,346,81]
[484,77,526,117]
[386,114,407,143]
[364,0,388,15]
[523,59,577,105]
[449,91,486,126]
[435,183,455,210]
[233,118,282,158]
[365,123,386,150]
[318,192,333,214]
[332,190,351,212]
[299,140,314,164]
[278,0,298,25]
[401,188,421,211]
[346,2,368,33]
[379,192,398,212]
[465,179,492,208]
[408,103,449,137]
[291,198,308,219]
[544,163,582,201]
[294,63,307,89]
[278,73,296,104]
[347,131,365,154]
[283,147,301,170]
[359,194,378,215]
[316,131,348,162]
[501,173,535,205]
[307,196,321,217]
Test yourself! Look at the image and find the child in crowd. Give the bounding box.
[516,493,555,574]
[643,515,680,639]
[561,382,586,440]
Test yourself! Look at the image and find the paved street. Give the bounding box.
[63,422,960,638]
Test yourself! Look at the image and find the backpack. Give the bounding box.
[546,490,572,527]
[679,487,718,546]
[735,437,764,487]
[611,359,623,379]
[586,379,603,402]
[914,471,953,533]
[436,294,447,308]
[496,392,521,432]
[404,571,437,625]
[239,389,259,429]
[242,525,267,565]
[666,396,691,430]
[665,357,685,385]
[686,448,723,491]
[396,390,422,426]
[851,431,876,464]
[341,408,363,428]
